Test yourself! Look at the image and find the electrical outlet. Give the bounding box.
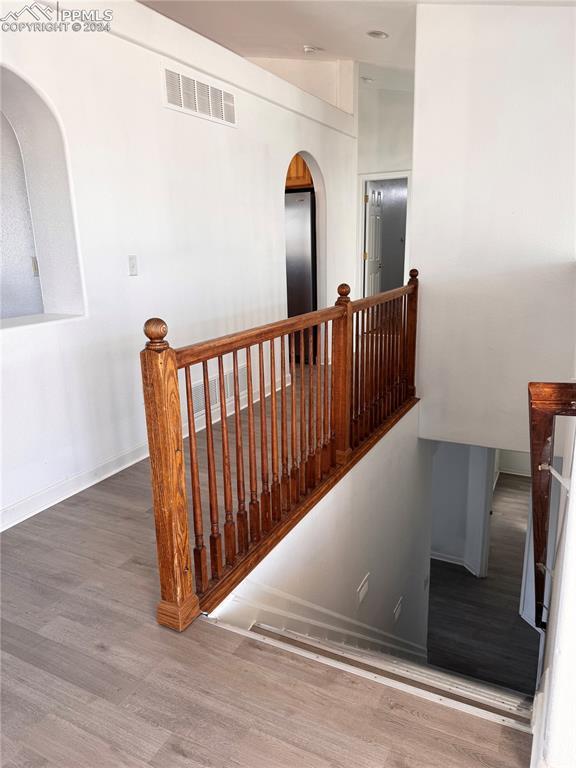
[128,255,138,276]
[393,596,403,623]
[357,573,369,605]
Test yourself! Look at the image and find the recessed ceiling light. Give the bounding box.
[367,30,389,40]
[303,45,323,55]
[361,76,375,84]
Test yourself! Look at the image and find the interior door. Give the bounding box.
[363,178,408,297]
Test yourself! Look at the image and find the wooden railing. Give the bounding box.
[528,382,576,629]
[140,270,419,631]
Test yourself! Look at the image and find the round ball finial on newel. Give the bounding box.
[337,283,351,304]
[409,268,419,283]
[144,318,169,350]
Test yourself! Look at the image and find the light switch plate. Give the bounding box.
[128,255,138,276]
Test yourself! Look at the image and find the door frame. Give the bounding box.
[357,170,412,298]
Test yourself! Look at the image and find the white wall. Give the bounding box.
[0,113,43,318]
[430,441,494,577]
[248,58,356,114]
[212,405,433,658]
[498,449,531,477]
[1,66,84,321]
[411,4,576,453]
[358,85,413,175]
[0,0,359,528]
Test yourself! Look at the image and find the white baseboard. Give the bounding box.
[1,374,290,533]
[1,442,149,532]
[431,551,479,577]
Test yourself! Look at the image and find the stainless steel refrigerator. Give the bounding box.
[285,190,317,318]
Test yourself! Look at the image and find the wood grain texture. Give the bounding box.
[528,381,576,627]
[1,486,531,768]
[332,284,353,464]
[140,321,199,631]
[428,474,540,695]
[142,277,420,628]
[174,306,342,368]
[285,152,313,189]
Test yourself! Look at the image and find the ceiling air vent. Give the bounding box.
[163,65,237,127]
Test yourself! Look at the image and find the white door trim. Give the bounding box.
[357,170,412,298]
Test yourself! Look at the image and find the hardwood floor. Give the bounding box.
[428,473,541,695]
[1,462,532,766]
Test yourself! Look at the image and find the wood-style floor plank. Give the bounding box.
[1,458,532,767]
[428,473,540,695]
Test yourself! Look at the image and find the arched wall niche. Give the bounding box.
[284,151,328,310]
[1,66,84,326]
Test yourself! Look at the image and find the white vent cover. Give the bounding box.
[163,67,237,127]
[185,364,248,421]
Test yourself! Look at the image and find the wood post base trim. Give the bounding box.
[157,594,201,632]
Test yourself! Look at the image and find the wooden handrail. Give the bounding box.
[175,306,343,368]
[528,381,576,629]
[141,273,420,631]
[348,282,414,311]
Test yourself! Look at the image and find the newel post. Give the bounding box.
[140,318,200,631]
[406,269,419,398]
[332,284,353,465]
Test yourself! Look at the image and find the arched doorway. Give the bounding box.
[284,153,317,318]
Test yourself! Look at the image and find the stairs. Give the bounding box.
[237,622,533,732]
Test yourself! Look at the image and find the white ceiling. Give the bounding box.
[140,1,417,71]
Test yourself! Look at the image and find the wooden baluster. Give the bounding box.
[259,342,271,532]
[306,327,316,489]
[402,293,408,403]
[372,306,378,427]
[332,284,353,464]
[374,303,381,424]
[299,330,307,493]
[386,300,393,418]
[184,366,209,594]
[330,319,337,466]
[361,311,365,435]
[315,324,323,482]
[322,320,331,475]
[369,305,376,430]
[353,310,360,447]
[290,333,300,504]
[391,300,397,412]
[141,319,199,631]
[396,297,402,408]
[406,269,419,398]
[394,298,401,410]
[232,350,248,554]
[368,306,374,431]
[218,356,236,566]
[381,303,388,420]
[361,309,368,439]
[245,347,260,543]
[269,340,281,523]
[280,335,291,514]
[378,302,386,423]
[203,361,223,580]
